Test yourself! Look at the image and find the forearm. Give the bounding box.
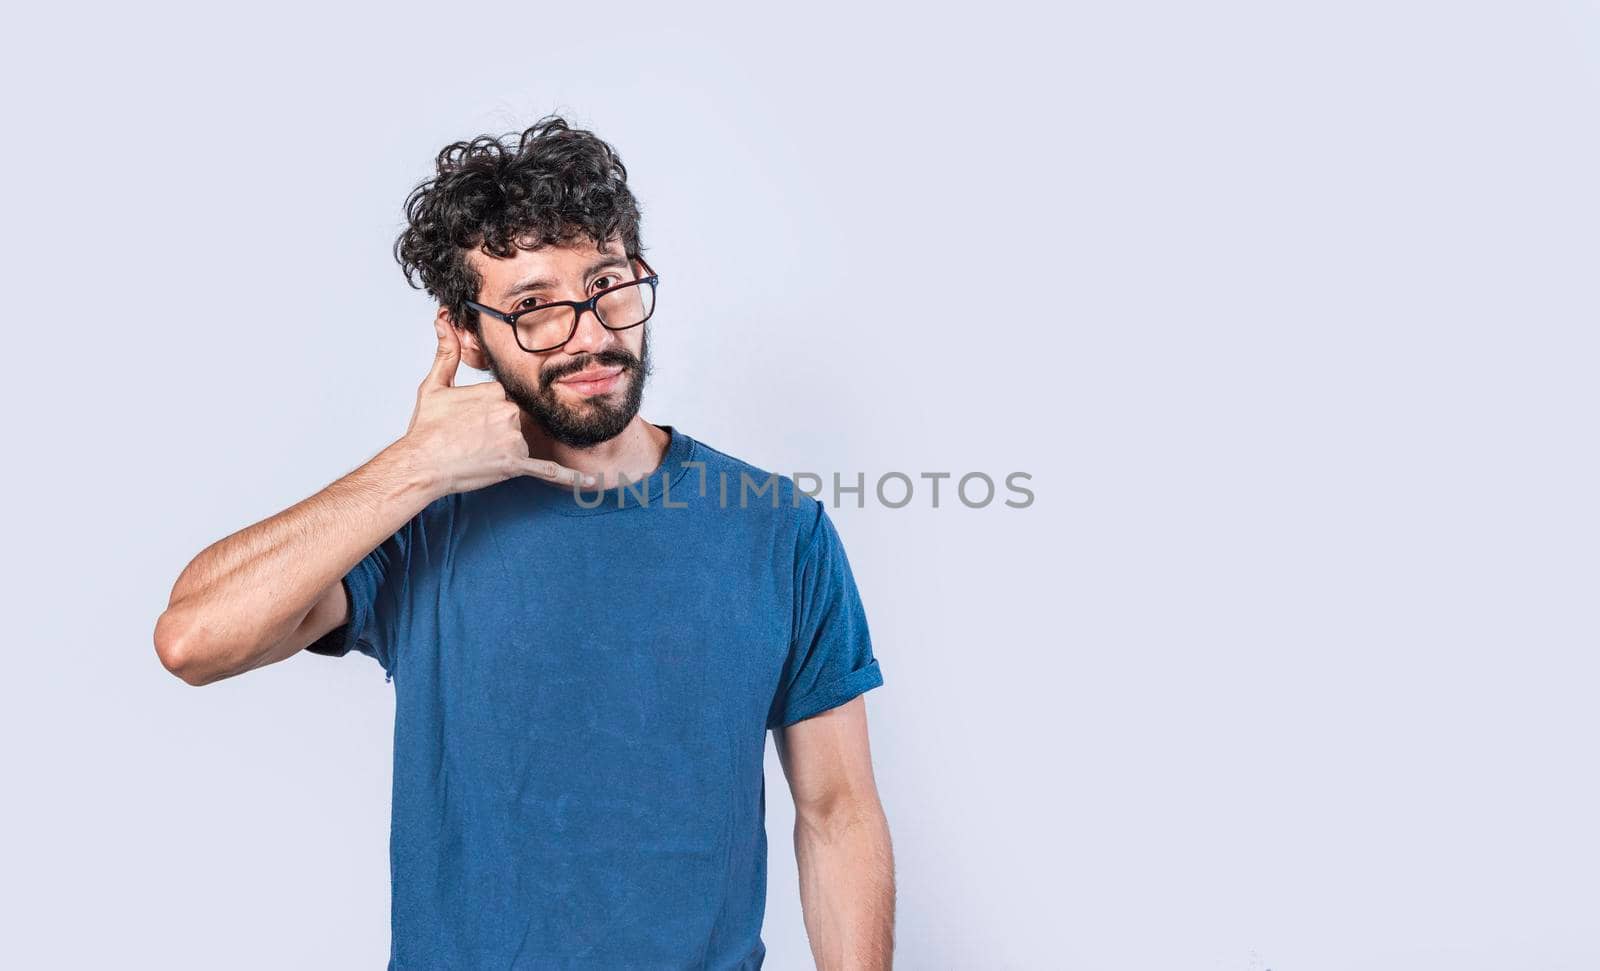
[794,800,895,970]
[156,439,439,682]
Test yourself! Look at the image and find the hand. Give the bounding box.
[398,316,593,497]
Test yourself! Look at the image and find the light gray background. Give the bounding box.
[2,2,1595,968]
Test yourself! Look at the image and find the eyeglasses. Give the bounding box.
[463,255,659,354]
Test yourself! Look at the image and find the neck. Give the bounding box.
[519,414,670,491]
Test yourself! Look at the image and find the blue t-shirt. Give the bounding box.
[307,424,884,970]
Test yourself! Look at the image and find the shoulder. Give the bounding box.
[682,433,826,542]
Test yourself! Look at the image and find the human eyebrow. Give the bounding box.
[499,255,633,303]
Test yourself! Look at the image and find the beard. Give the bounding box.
[485,326,652,448]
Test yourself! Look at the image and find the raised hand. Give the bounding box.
[399,316,592,497]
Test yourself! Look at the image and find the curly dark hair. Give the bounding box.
[393,115,647,338]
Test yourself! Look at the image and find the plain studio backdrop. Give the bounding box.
[2,2,1595,968]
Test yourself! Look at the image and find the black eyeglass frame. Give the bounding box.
[462,255,659,354]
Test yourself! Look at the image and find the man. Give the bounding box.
[153,116,894,970]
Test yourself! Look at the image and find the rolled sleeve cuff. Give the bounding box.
[304,557,380,659]
[773,659,884,728]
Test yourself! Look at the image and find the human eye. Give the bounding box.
[516,295,543,310]
[591,274,621,291]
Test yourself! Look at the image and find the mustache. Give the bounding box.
[540,348,638,390]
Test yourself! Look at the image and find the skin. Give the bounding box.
[153,232,894,968]
[776,696,897,969]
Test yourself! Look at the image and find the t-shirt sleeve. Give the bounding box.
[304,519,411,678]
[767,500,884,729]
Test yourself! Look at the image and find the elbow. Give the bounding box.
[796,790,888,844]
[154,610,215,686]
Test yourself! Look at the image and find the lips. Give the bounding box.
[557,365,625,395]
[559,366,624,384]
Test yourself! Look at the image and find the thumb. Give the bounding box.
[424,315,461,389]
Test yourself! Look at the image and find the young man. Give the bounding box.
[153,116,893,969]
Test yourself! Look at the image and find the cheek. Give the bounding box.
[487,337,541,384]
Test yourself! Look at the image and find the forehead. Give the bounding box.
[467,234,628,300]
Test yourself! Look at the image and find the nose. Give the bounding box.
[559,299,616,356]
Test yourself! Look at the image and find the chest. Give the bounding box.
[390,506,793,742]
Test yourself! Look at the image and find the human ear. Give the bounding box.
[439,306,490,371]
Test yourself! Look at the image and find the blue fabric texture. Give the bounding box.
[307,424,883,969]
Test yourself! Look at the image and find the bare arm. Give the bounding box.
[153,314,591,686]
[153,441,441,686]
[774,695,895,970]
